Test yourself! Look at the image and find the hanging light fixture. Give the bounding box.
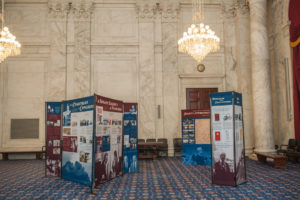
[0,0,21,63]
[178,0,219,63]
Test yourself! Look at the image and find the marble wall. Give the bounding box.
[0,0,294,156]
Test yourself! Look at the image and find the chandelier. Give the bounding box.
[178,0,219,63]
[0,0,21,63]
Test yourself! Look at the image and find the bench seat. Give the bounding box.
[1,151,45,160]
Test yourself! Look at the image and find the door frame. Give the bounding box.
[178,75,225,138]
[179,76,224,111]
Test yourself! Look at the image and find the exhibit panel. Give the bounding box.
[210,91,246,186]
[234,93,247,185]
[123,103,138,174]
[94,95,123,186]
[61,96,95,186]
[45,102,62,177]
[181,109,211,165]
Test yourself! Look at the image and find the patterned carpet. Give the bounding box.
[0,157,299,200]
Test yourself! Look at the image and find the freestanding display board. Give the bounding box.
[181,109,211,165]
[123,103,138,173]
[94,95,123,186]
[45,102,62,177]
[61,96,95,186]
[47,94,126,189]
[210,91,246,186]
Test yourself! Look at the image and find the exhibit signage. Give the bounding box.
[94,95,123,186]
[181,109,211,165]
[210,91,246,186]
[61,96,94,186]
[45,102,62,177]
[123,103,138,173]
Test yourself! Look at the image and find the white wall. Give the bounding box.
[0,0,292,156]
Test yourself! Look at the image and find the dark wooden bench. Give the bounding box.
[255,152,287,168]
[138,142,163,160]
[1,150,45,160]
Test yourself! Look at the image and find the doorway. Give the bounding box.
[186,88,218,109]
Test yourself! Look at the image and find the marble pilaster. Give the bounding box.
[154,16,164,141]
[136,0,157,139]
[223,2,238,91]
[159,0,180,156]
[71,0,93,98]
[268,0,294,146]
[234,1,254,154]
[47,0,69,100]
[277,0,294,143]
[249,0,275,153]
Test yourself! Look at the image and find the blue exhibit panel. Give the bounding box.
[61,96,94,186]
[123,103,138,174]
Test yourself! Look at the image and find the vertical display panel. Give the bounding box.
[210,91,246,186]
[61,96,94,186]
[45,102,62,177]
[181,110,211,165]
[123,103,138,174]
[234,93,246,185]
[94,95,123,186]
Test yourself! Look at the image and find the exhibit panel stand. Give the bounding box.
[210,91,247,186]
[61,96,95,187]
[181,109,211,165]
[94,95,124,186]
[45,102,62,177]
[46,94,130,191]
[123,103,138,174]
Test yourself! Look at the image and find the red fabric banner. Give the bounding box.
[289,0,300,140]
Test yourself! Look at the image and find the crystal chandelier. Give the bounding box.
[0,0,21,63]
[178,0,220,63]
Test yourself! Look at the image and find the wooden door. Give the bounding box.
[186,88,218,109]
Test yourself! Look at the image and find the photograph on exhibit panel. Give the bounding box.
[123,151,138,173]
[46,159,61,177]
[63,136,78,153]
[182,144,211,165]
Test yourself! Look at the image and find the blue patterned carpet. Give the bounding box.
[0,157,299,200]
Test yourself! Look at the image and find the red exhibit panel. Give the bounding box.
[45,102,62,177]
[94,95,124,186]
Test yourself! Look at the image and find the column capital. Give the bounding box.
[222,2,235,19]
[71,0,94,20]
[136,0,157,22]
[247,0,265,5]
[48,0,70,19]
[234,0,249,16]
[158,0,180,23]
